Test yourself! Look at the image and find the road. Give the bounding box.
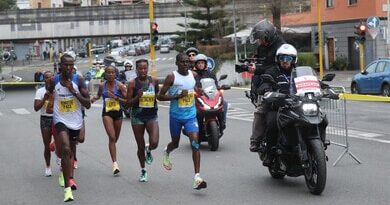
[0,87,389,205]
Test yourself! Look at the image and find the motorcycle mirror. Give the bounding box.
[321,73,335,82]
[219,74,228,81]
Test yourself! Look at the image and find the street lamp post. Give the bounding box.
[178,0,187,46]
[233,0,238,63]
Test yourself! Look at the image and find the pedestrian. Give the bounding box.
[157,53,207,190]
[53,54,91,202]
[126,59,159,182]
[90,65,127,176]
[34,71,55,177]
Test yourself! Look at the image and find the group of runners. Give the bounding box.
[35,50,213,202]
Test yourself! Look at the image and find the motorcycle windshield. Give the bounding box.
[124,70,137,82]
[200,78,217,99]
[291,66,321,96]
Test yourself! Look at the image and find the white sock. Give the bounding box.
[195,173,200,178]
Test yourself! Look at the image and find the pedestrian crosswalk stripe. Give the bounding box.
[12,108,31,115]
[168,57,173,60]
[162,58,167,61]
[156,58,161,61]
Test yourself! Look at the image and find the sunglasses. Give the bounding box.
[188,53,196,57]
[278,55,294,62]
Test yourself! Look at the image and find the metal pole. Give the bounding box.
[233,0,238,63]
[178,1,187,46]
[317,0,324,79]
[149,0,156,78]
[359,42,365,72]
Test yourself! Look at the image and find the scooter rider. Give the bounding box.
[185,47,199,70]
[193,54,227,134]
[247,19,286,152]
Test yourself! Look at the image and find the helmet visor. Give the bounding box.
[278,55,294,62]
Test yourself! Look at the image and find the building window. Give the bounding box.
[349,0,357,5]
[326,0,334,8]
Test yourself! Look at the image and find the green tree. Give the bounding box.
[178,0,231,45]
[0,0,17,11]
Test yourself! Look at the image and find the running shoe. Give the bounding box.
[162,150,172,170]
[45,167,52,177]
[63,187,74,202]
[73,160,78,169]
[139,170,148,182]
[193,174,207,190]
[145,146,153,165]
[59,171,64,187]
[112,162,120,176]
[69,178,77,190]
[49,142,55,152]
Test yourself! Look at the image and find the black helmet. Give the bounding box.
[185,47,199,55]
[249,19,277,44]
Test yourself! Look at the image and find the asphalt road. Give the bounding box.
[0,88,389,205]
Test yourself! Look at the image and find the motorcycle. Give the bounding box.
[256,66,336,195]
[195,74,230,151]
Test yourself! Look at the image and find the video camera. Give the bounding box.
[235,58,262,73]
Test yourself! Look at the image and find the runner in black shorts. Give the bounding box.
[34,71,55,177]
[91,65,127,175]
[126,59,159,182]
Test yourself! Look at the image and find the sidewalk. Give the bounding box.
[1,59,54,82]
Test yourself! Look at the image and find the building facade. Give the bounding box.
[282,0,388,70]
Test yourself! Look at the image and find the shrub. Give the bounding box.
[297,52,318,68]
[332,55,348,70]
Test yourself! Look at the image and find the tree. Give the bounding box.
[178,0,232,45]
[0,0,17,11]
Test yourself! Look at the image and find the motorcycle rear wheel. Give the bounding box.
[304,139,327,195]
[268,158,285,179]
[207,121,219,151]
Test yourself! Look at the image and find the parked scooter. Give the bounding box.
[195,74,230,151]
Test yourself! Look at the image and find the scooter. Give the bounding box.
[195,74,230,151]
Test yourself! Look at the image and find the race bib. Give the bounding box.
[44,100,49,109]
[178,91,194,108]
[139,91,155,108]
[59,97,77,113]
[105,98,120,112]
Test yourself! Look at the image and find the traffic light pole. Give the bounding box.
[317,0,324,79]
[359,42,365,72]
[149,0,156,78]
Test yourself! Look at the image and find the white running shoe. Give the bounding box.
[45,167,52,177]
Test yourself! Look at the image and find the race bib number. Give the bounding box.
[139,91,155,108]
[178,91,194,108]
[105,98,120,112]
[59,97,77,113]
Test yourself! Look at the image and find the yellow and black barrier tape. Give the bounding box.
[339,93,390,102]
[0,81,44,85]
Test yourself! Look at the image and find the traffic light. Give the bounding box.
[354,22,367,43]
[314,31,319,45]
[151,22,158,45]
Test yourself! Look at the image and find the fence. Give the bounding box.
[319,86,362,166]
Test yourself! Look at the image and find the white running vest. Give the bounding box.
[53,80,83,130]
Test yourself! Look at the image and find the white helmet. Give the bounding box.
[194,54,207,63]
[124,60,133,67]
[276,44,298,63]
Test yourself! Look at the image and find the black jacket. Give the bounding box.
[250,35,286,102]
[194,70,218,88]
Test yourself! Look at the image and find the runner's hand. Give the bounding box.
[137,89,143,98]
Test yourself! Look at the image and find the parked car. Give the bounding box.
[160,44,170,53]
[104,55,124,67]
[351,58,390,96]
[77,49,87,58]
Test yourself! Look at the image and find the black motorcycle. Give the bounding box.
[257,66,336,195]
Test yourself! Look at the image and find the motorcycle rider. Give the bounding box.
[118,60,134,83]
[247,19,286,152]
[185,47,199,70]
[261,44,328,166]
[193,54,227,135]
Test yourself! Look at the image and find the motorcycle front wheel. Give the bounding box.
[207,121,219,151]
[304,139,327,195]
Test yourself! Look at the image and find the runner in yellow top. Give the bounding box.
[126,59,159,182]
[91,65,127,176]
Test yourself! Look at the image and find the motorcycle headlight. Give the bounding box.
[302,103,318,116]
[213,96,222,109]
[197,98,211,109]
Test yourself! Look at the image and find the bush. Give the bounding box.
[297,52,318,68]
[332,55,348,70]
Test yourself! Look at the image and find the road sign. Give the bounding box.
[367,16,380,39]
[207,57,215,71]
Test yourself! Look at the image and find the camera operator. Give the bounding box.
[247,19,286,152]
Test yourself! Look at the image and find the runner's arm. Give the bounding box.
[126,80,141,106]
[157,74,177,101]
[91,84,103,103]
[74,75,91,109]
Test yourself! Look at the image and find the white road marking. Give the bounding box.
[12,108,31,115]
[0,112,3,116]
[168,57,174,60]
[162,58,167,61]
[156,58,161,61]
